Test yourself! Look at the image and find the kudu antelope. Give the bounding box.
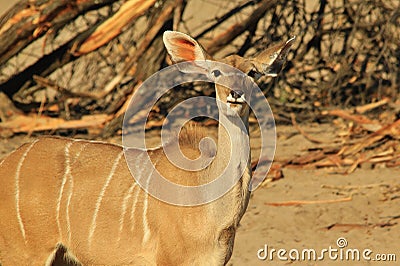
[0,31,294,265]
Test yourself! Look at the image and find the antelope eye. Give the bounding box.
[248,69,256,77]
[248,69,261,79]
[211,69,222,77]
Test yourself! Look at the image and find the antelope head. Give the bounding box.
[163,31,295,121]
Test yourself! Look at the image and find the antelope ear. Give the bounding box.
[163,31,208,63]
[252,36,296,77]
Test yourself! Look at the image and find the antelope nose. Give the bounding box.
[230,90,244,99]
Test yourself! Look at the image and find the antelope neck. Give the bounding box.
[211,111,250,185]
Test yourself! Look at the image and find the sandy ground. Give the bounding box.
[230,125,400,266]
[231,167,399,266]
[1,124,399,265]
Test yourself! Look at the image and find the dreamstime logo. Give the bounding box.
[336,237,348,248]
[257,237,397,262]
[122,61,276,206]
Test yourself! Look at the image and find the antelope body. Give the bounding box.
[0,31,294,265]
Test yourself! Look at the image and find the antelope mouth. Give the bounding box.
[227,99,245,105]
[226,95,245,105]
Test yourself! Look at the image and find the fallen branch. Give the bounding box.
[290,150,326,165]
[33,75,106,99]
[322,109,379,126]
[355,98,390,114]
[321,183,390,190]
[323,222,396,231]
[194,0,261,39]
[0,113,112,133]
[265,196,352,206]
[251,158,284,183]
[72,0,157,55]
[0,0,115,66]
[205,0,278,55]
[340,119,400,156]
[290,112,330,144]
[100,0,176,101]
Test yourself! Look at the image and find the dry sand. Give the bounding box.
[229,125,399,266]
[231,167,399,266]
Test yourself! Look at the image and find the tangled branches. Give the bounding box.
[0,0,398,135]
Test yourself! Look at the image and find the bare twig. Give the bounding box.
[265,196,352,206]
[290,113,330,144]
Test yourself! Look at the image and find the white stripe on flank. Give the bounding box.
[142,157,159,245]
[88,151,123,247]
[142,191,150,244]
[129,152,145,232]
[70,143,88,165]
[129,185,141,232]
[66,143,87,244]
[15,139,39,243]
[56,141,73,240]
[66,171,74,244]
[118,183,136,242]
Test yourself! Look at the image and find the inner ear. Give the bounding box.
[167,38,197,61]
[163,31,207,63]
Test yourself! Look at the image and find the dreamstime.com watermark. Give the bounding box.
[257,237,397,262]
